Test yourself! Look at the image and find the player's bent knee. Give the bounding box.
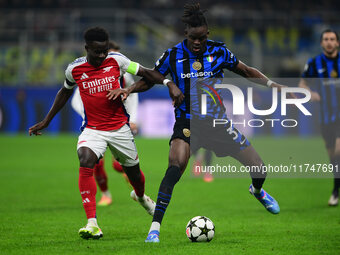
[168,159,185,171]
[244,146,263,167]
[122,163,140,175]
[78,147,98,168]
[123,164,141,182]
[79,159,96,168]
[168,154,189,171]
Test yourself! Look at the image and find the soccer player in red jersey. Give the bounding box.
[71,41,136,207]
[28,27,183,240]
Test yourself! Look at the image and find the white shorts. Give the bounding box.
[77,124,139,167]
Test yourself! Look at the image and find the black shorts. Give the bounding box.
[170,117,250,157]
[170,117,191,145]
[321,120,340,148]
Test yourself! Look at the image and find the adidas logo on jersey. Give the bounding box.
[103,66,113,73]
[81,73,89,80]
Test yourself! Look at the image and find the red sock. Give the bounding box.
[113,159,124,173]
[94,159,108,192]
[79,167,97,219]
[129,170,145,197]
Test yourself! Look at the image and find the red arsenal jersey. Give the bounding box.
[64,53,139,131]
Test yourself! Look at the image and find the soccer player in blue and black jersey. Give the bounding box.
[108,3,289,242]
[299,29,340,206]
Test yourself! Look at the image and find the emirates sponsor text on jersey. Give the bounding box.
[82,75,116,94]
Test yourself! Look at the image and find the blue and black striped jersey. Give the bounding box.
[155,39,239,119]
[302,53,340,124]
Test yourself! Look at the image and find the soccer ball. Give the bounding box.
[185,216,215,242]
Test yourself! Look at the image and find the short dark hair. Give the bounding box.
[109,41,120,51]
[84,27,109,44]
[181,3,208,28]
[320,29,339,41]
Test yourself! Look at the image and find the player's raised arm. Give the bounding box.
[28,86,74,136]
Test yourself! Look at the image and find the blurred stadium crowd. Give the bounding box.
[1,0,340,11]
[0,0,339,86]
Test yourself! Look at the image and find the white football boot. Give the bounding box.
[130,190,156,216]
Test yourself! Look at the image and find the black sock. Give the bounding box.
[250,163,267,190]
[153,166,182,224]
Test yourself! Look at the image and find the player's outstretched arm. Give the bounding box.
[28,87,73,136]
[233,61,286,90]
[107,68,185,107]
[107,79,155,100]
[107,78,155,101]
[127,79,154,94]
[137,66,184,107]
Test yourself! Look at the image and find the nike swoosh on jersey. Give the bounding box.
[177,59,187,63]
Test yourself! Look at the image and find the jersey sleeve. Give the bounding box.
[110,53,140,76]
[64,64,77,89]
[301,58,315,78]
[221,46,239,71]
[154,50,170,76]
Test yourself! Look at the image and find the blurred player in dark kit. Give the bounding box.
[299,29,340,206]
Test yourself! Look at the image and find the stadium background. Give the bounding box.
[1,1,340,254]
[1,0,339,136]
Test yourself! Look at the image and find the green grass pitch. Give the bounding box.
[0,134,339,254]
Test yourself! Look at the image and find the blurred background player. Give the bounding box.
[28,26,183,239]
[71,41,139,206]
[299,29,340,206]
[192,149,214,182]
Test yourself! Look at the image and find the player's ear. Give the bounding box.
[85,44,89,52]
[207,30,210,36]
